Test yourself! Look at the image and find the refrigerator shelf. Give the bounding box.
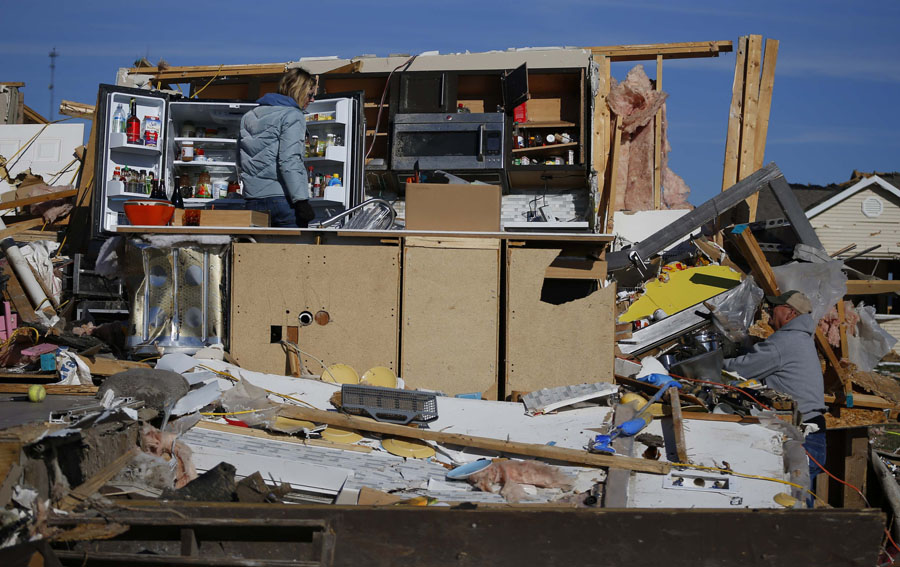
[174,137,237,147]
[183,197,245,205]
[106,180,150,198]
[307,120,346,128]
[109,132,161,155]
[173,161,237,168]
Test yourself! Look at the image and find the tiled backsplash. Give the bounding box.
[501,190,589,224]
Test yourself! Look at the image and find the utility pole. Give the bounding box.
[49,47,58,121]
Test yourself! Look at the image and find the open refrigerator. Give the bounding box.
[90,84,365,237]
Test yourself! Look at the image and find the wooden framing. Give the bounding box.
[721,36,747,192]
[605,114,622,233]
[845,280,900,295]
[585,41,733,62]
[58,100,96,120]
[653,55,663,210]
[592,56,611,229]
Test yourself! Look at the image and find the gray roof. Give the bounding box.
[754,173,900,220]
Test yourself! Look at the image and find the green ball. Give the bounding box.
[28,385,46,403]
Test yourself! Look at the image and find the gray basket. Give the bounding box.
[340,384,438,425]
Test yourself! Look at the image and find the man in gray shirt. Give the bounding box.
[723,290,826,502]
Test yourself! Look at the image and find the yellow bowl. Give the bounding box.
[382,437,435,459]
[361,366,398,388]
[322,363,358,384]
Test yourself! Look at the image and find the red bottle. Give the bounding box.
[126,98,141,144]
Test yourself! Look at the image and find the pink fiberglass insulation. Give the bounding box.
[606,65,693,212]
[819,301,860,348]
[140,424,198,489]
[467,459,574,503]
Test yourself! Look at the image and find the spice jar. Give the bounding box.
[181,141,194,162]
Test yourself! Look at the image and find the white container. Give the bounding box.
[212,180,229,199]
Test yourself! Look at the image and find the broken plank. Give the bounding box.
[667,387,688,463]
[544,259,607,280]
[845,280,900,295]
[843,429,869,508]
[0,262,38,323]
[83,357,151,376]
[58,100,96,120]
[653,54,662,210]
[738,35,763,220]
[0,190,77,212]
[279,405,670,475]
[825,393,900,410]
[605,114,623,233]
[0,384,98,395]
[752,38,779,172]
[0,218,47,240]
[721,36,747,191]
[837,300,849,359]
[58,447,139,511]
[592,55,611,229]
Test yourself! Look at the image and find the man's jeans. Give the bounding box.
[804,430,826,507]
[245,196,298,228]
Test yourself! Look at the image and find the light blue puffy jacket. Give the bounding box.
[239,93,309,203]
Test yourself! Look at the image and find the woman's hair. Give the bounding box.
[278,67,316,106]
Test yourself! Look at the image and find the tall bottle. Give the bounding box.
[151,179,167,200]
[145,171,155,195]
[126,98,141,144]
[112,104,126,134]
[171,181,185,208]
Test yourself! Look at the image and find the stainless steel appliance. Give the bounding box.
[391,112,505,171]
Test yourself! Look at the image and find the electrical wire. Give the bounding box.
[364,55,418,161]
[670,460,828,507]
[191,65,224,99]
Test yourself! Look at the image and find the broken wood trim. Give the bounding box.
[653,54,663,210]
[0,218,46,240]
[58,447,140,511]
[0,262,38,323]
[0,189,77,212]
[721,36,747,192]
[279,405,670,475]
[126,63,289,81]
[845,280,900,295]
[22,105,49,124]
[585,40,733,61]
[825,393,900,411]
[592,55,611,231]
[667,388,688,463]
[58,100,96,120]
[404,236,501,250]
[752,39,779,172]
[837,300,849,360]
[544,258,607,280]
[0,384,98,395]
[738,35,763,219]
[604,114,622,233]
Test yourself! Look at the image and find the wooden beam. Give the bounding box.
[279,404,670,475]
[752,39,779,171]
[653,55,663,210]
[722,36,747,192]
[585,41,733,61]
[82,357,151,376]
[837,300,849,360]
[21,105,48,124]
[593,55,611,230]
[58,100,96,120]
[845,280,900,295]
[127,63,288,81]
[58,448,139,511]
[825,393,900,411]
[667,388,688,463]
[843,430,869,508]
[0,218,46,240]
[0,189,77,212]
[738,35,763,221]
[605,114,622,233]
[64,97,99,255]
[0,384,98,395]
[0,262,37,323]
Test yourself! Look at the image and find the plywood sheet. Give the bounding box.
[230,243,400,376]
[506,248,615,393]
[401,241,500,396]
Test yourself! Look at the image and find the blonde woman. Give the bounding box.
[239,67,317,227]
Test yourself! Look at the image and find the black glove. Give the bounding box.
[293,199,316,228]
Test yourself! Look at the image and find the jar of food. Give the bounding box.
[212,179,229,199]
[181,122,196,137]
[180,141,194,162]
[195,171,212,199]
[227,179,241,196]
[195,148,205,162]
[205,128,218,138]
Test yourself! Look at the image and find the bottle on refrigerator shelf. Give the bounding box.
[307,167,314,195]
[145,171,155,195]
[196,171,212,198]
[112,166,121,183]
[304,133,311,157]
[112,104,126,134]
[326,133,335,153]
[171,181,185,209]
[328,174,341,186]
[313,175,321,198]
[126,98,141,144]
[151,179,167,201]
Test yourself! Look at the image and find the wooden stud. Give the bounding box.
[279,404,670,475]
[739,35,763,220]
[654,55,663,210]
[584,41,733,62]
[753,39,779,171]
[0,262,37,323]
[667,387,689,463]
[843,429,869,508]
[0,218,46,240]
[592,55,611,230]
[845,280,900,295]
[722,36,747,192]
[605,114,622,234]
[0,189,77,212]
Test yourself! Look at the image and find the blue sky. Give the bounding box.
[2,0,898,205]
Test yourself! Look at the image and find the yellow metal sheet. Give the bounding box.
[621,265,741,322]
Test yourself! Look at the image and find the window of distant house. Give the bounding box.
[862,196,884,218]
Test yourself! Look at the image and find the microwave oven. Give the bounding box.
[391,112,506,171]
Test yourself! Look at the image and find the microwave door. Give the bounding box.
[393,124,483,170]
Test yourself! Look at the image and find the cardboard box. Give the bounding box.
[405,183,501,232]
[172,209,269,227]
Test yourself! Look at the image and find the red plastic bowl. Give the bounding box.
[124,199,175,226]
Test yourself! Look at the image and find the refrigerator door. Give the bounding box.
[91,84,169,237]
[304,91,364,217]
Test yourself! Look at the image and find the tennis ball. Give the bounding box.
[28,385,46,403]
